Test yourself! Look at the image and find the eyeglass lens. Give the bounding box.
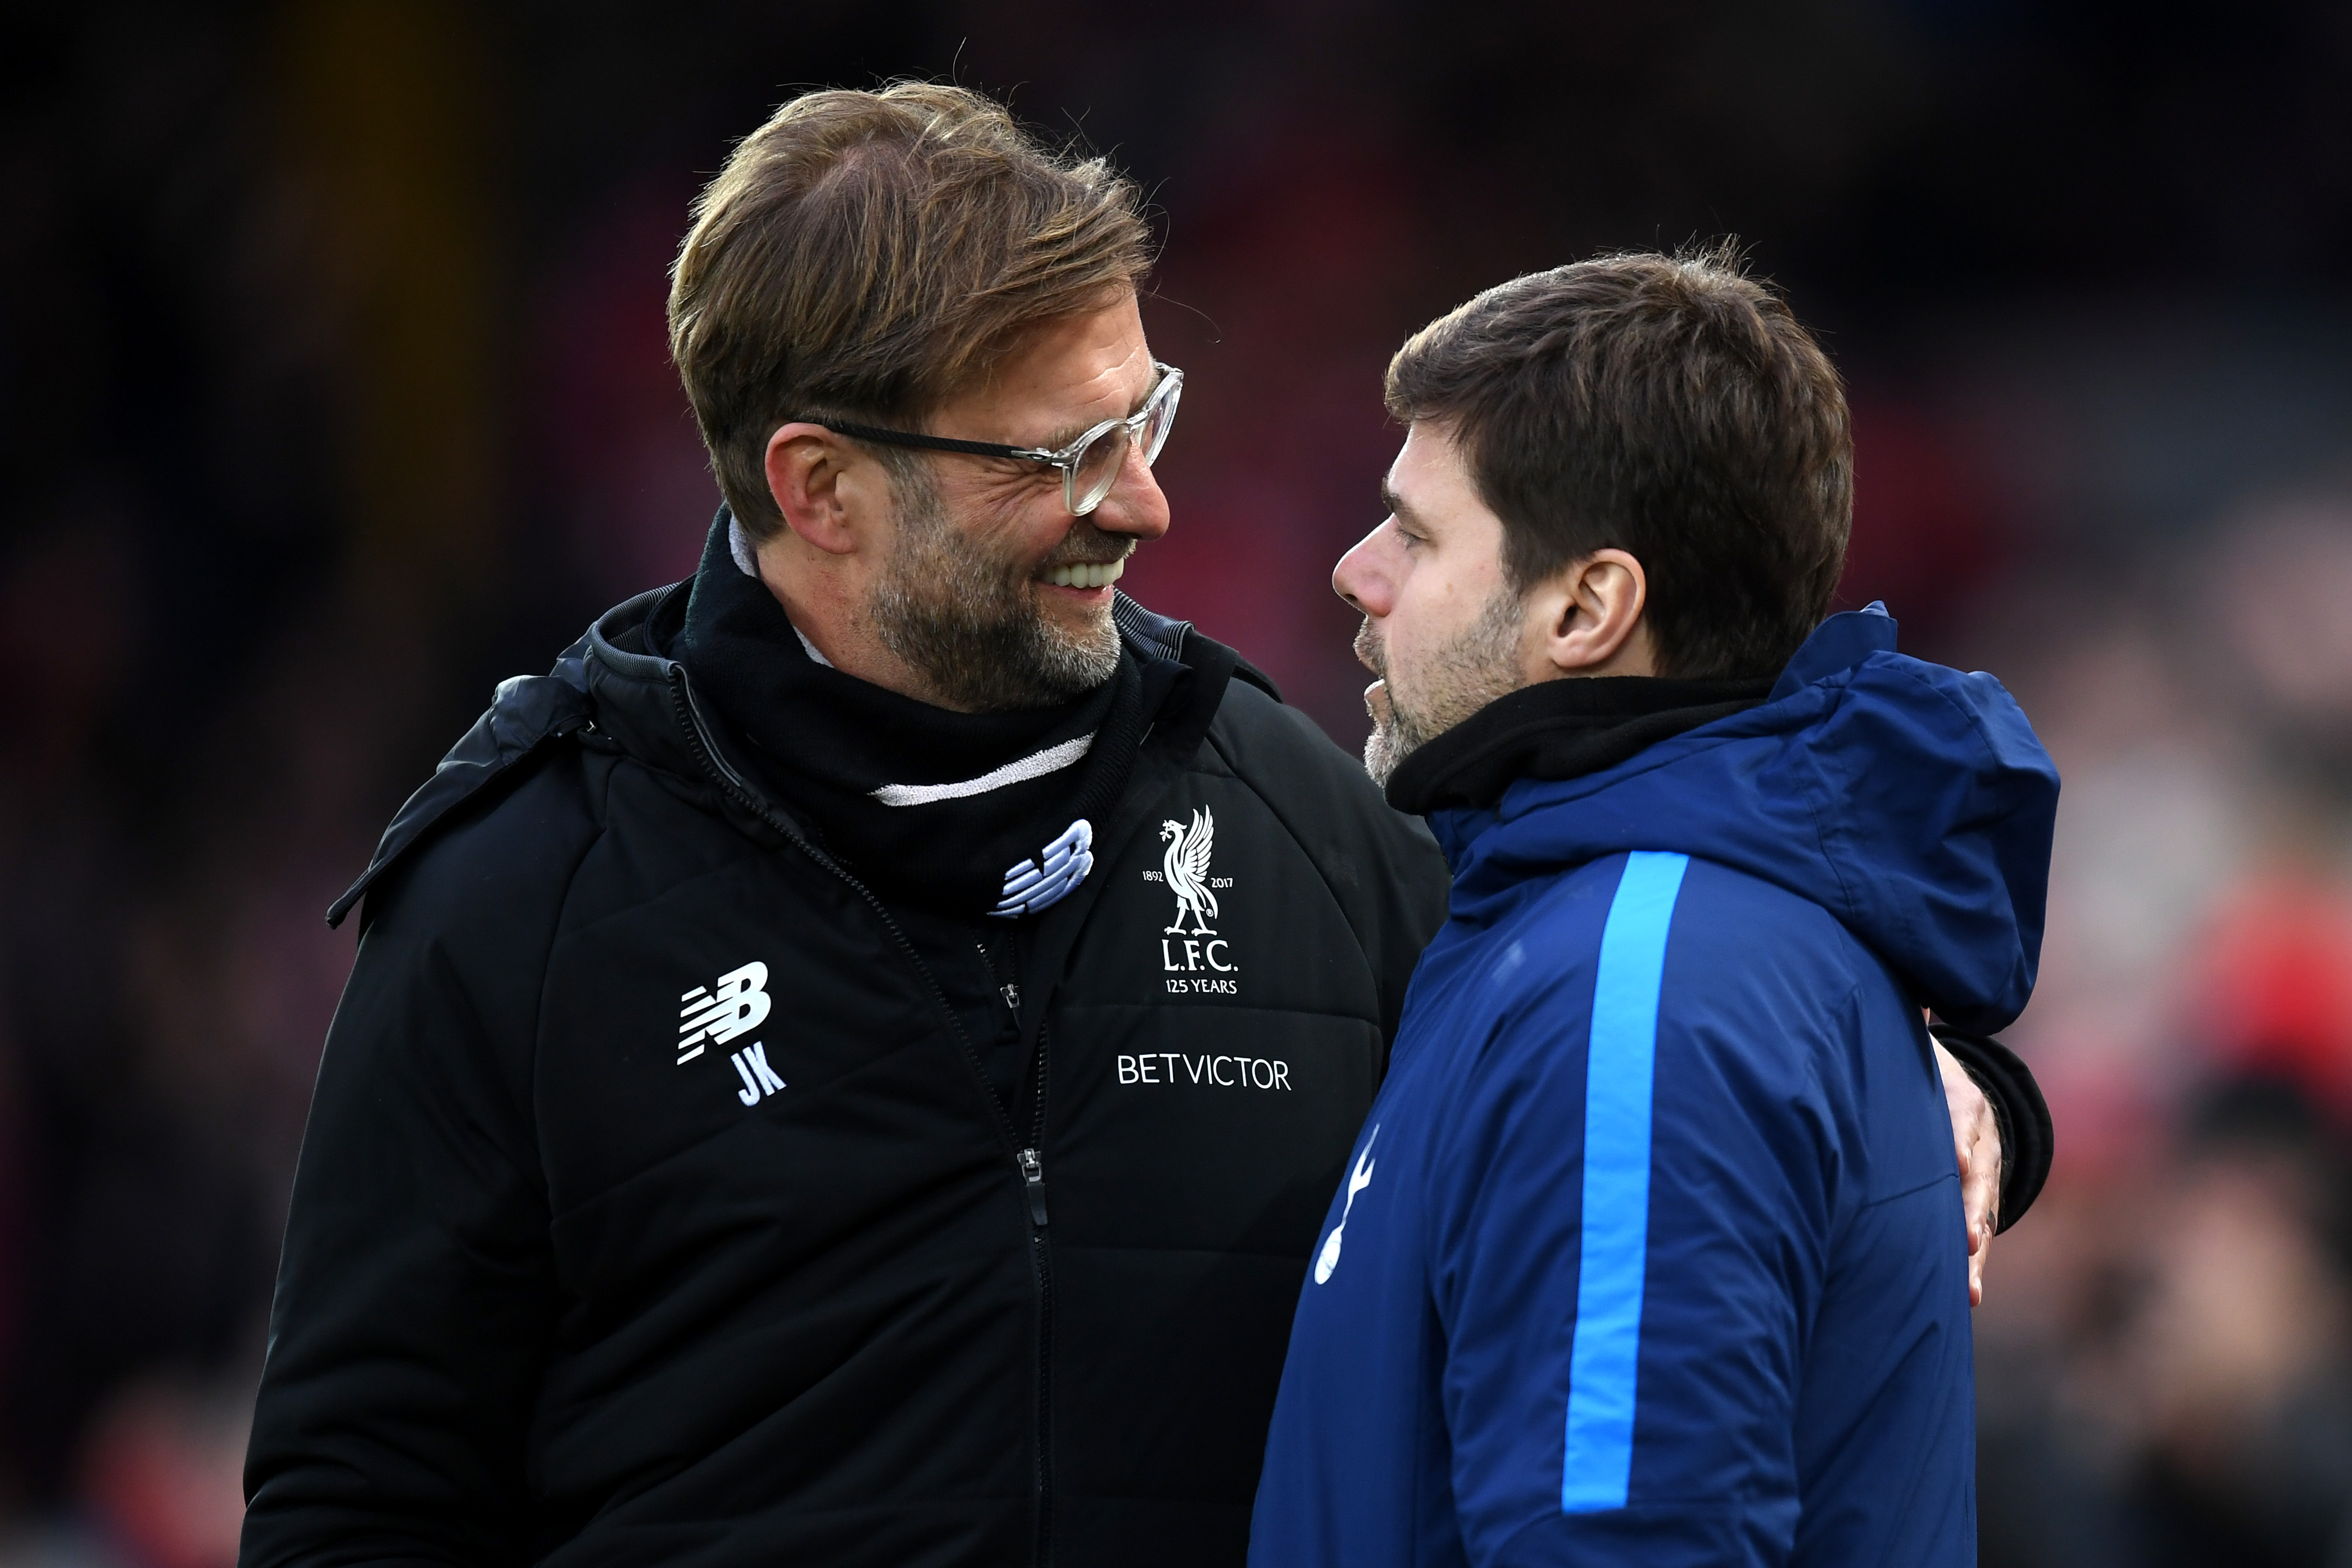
[1067,373,1182,515]
[1070,426,1129,515]
[1140,373,1180,464]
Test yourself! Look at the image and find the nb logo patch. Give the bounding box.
[994,818,1094,918]
[676,962,771,1062]
[675,960,785,1108]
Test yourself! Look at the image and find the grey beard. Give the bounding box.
[869,475,1121,713]
[1362,588,1526,788]
[1362,710,1427,791]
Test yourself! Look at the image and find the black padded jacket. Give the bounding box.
[240,587,1451,1568]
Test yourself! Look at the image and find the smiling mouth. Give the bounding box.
[1038,558,1127,590]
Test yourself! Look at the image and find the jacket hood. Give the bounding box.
[1428,606,2059,1031]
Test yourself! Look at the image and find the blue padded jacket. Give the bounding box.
[1247,607,2059,1568]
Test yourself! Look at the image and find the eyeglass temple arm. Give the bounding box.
[789,419,1053,464]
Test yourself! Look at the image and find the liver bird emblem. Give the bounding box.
[1159,808,1219,935]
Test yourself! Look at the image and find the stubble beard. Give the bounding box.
[1360,588,1528,788]
[868,472,1123,713]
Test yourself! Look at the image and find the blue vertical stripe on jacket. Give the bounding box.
[1561,849,1685,1514]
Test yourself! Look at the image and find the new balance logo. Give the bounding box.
[676,961,771,1064]
[993,818,1094,918]
[673,961,785,1108]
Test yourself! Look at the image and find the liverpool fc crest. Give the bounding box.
[1159,808,1219,935]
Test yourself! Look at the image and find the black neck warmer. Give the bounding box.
[669,514,1159,918]
[1384,674,1774,815]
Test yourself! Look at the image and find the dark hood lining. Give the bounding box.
[1384,674,1774,815]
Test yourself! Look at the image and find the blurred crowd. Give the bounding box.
[3,2,2350,1565]
[1960,494,2352,1568]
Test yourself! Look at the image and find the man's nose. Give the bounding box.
[1333,523,1394,615]
[1090,442,1171,541]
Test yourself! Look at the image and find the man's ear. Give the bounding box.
[763,422,862,556]
[1526,548,1655,677]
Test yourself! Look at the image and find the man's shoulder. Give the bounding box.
[1460,852,1882,1067]
[359,739,613,946]
[1664,856,1887,1010]
[1206,670,1343,767]
[1506,853,1864,987]
[1203,674,1448,905]
[1439,854,1627,1019]
[1207,678,1414,833]
[1672,852,1848,932]
[1436,854,1923,1188]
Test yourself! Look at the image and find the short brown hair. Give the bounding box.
[669,83,1153,538]
[1385,246,1852,680]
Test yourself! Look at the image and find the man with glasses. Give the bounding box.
[238,85,2037,1568]
[239,82,1447,1568]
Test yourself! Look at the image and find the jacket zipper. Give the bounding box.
[1023,1026,1053,1565]
[1018,1146,1048,1223]
[975,936,1021,1016]
[664,668,1058,1565]
[976,935,1055,1562]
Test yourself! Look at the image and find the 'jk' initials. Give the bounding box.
[731,1043,786,1105]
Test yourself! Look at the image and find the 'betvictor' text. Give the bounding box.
[1117,1053,1293,1090]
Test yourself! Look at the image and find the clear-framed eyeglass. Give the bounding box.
[788,361,1182,518]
